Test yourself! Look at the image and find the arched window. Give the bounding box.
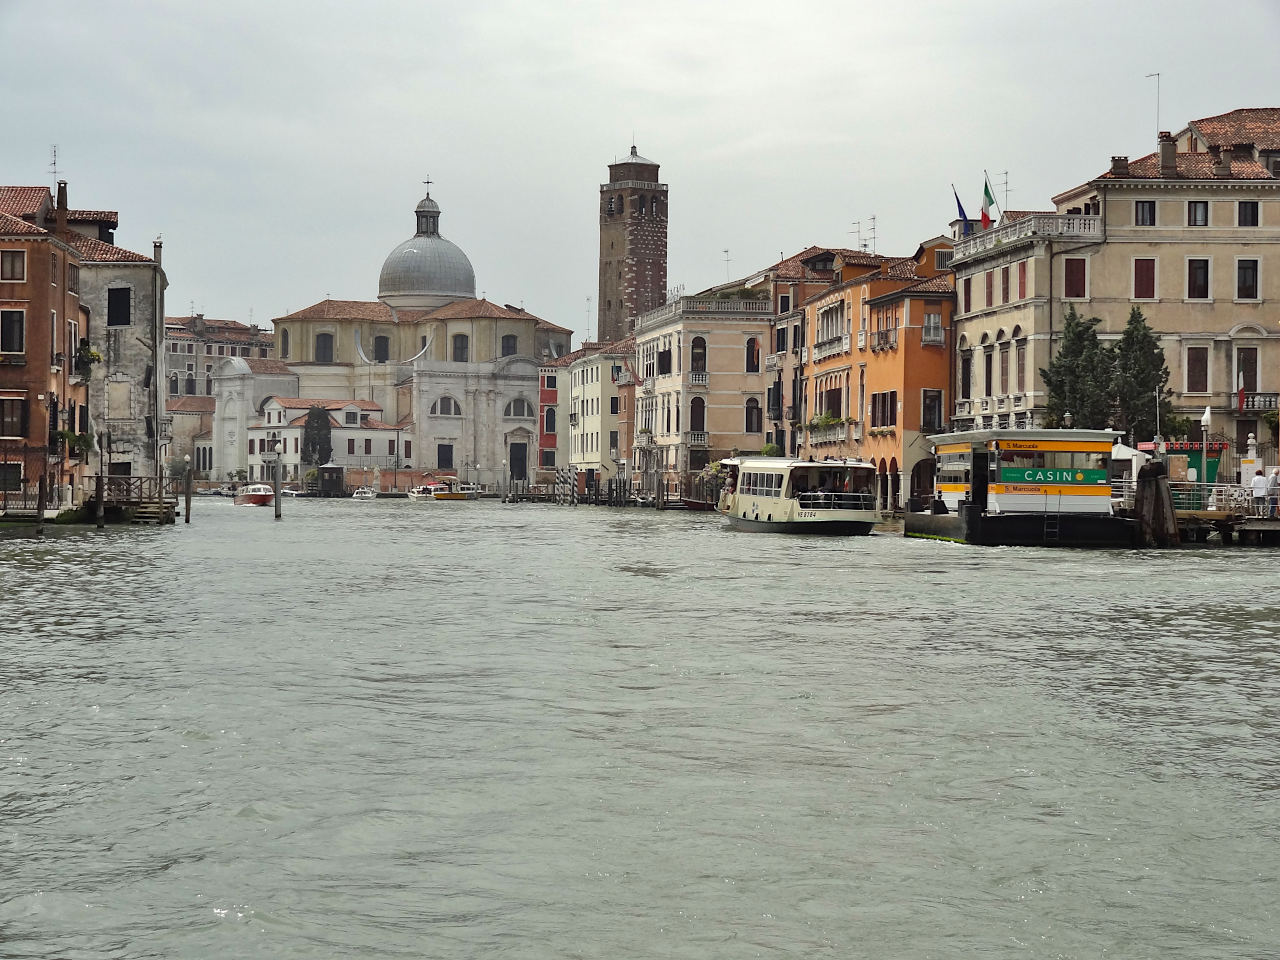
[184,375,195,395]
[501,334,518,357]
[691,396,705,432]
[373,335,390,363]
[691,336,707,372]
[429,396,461,416]
[504,398,534,418]
[651,197,658,217]
[545,408,556,433]
[280,329,290,359]
[606,197,614,215]
[636,194,645,216]
[205,376,212,396]
[745,337,760,373]
[314,333,334,363]
[745,398,762,433]
[452,333,469,362]
[168,375,178,396]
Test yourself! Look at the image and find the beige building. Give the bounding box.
[564,338,631,487]
[952,108,1280,453]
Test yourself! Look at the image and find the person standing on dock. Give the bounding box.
[1268,467,1280,519]
[1250,469,1269,516]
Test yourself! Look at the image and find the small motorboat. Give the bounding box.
[432,478,480,501]
[408,483,447,502]
[233,483,275,506]
[351,486,377,501]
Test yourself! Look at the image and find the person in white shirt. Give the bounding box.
[1268,467,1280,518]
[1250,468,1269,514]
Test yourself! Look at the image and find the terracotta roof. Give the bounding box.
[277,299,392,322]
[166,396,216,413]
[1188,107,1280,151]
[0,210,47,236]
[65,232,153,262]
[426,298,526,321]
[866,274,956,304]
[1000,210,1054,224]
[536,318,572,334]
[545,344,598,368]
[269,397,382,411]
[68,209,118,225]
[1099,151,1274,180]
[0,186,51,219]
[244,358,292,375]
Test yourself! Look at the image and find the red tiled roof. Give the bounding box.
[536,318,572,334]
[68,209,118,225]
[0,186,51,219]
[0,210,47,236]
[1099,151,1273,180]
[1000,210,1054,224]
[269,397,382,411]
[65,232,153,262]
[1189,107,1280,151]
[425,298,526,321]
[244,358,292,375]
[277,299,393,322]
[166,396,216,413]
[867,274,956,303]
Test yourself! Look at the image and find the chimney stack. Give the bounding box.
[153,238,163,265]
[1110,155,1130,177]
[55,180,68,236]
[1158,132,1177,178]
[1213,145,1233,178]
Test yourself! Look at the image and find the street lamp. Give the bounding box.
[1063,410,1073,428]
[271,440,283,520]
[501,458,507,499]
[183,453,192,524]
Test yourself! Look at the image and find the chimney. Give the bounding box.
[55,180,68,236]
[1158,132,1177,178]
[1213,145,1233,178]
[1110,155,1130,177]
[153,239,163,265]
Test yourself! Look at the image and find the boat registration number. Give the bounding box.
[799,510,817,518]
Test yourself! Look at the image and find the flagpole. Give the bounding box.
[983,169,1004,216]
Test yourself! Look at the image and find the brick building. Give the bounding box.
[598,146,668,343]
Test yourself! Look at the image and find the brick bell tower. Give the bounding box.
[598,145,668,343]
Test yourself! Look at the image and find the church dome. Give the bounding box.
[378,189,476,309]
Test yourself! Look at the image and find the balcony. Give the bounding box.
[686,431,708,447]
[688,370,709,386]
[871,329,898,352]
[636,431,655,446]
[996,396,1008,411]
[849,419,863,441]
[615,369,635,386]
[808,423,847,445]
[1012,394,1025,408]
[784,405,798,422]
[857,330,867,350]
[641,377,655,396]
[568,412,579,427]
[764,352,782,371]
[813,334,850,362]
[922,325,945,345]
[767,406,783,422]
[952,213,1103,265]
[955,399,972,417]
[1242,392,1279,412]
[635,296,773,330]
[800,347,809,363]
[979,398,991,412]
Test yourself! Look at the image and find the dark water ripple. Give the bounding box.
[2,499,1279,958]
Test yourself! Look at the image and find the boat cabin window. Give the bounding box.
[995,449,1109,472]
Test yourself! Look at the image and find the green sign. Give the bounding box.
[1000,468,1108,484]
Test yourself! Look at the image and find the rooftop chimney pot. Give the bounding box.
[1110,155,1130,176]
[1159,135,1178,178]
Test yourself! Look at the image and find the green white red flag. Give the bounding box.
[981,177,996,230]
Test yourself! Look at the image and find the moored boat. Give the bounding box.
[233,483,275,506]
[904,428,1135,547]
[351,486,377,501]
[432,477,480,501]
[717,456,878,534]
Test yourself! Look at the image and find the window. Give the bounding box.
[1238,259,1259,300]
[540,449,555,468]
[0,250,25,281]
[544,374,556,389]
[363,439,372,455]
[249,439,256,455]
[1000,266,1010,304]
[1064,258,1087,298]
[205,377,212,395]
[347,438,356,455]
[934,249,953,270]
[610,396,619,415]
[691,337,707,372]
[430,396,460,417]
[545,408,556,433]
[745,398,762,433]
[0,310,23,353]
[0,398,26,437]
[1237,346,1259,393]
[373,336,390,363]
[404,440,411,459]
[960,354,972,400]
[983,349,993,396]
[1188,201,1208,226]
[779,294,791,313]
[501,334,518,357]
[1239,201,1260,227]
[774,326,787,353]
[184,375,195,394]
[999,345,1010,395]
[344,411,358,425]
[314,333,334,362]
[388,439,396,456]
[107,288,131,326]
[1134,258,1156,299]
[745,338,760,373]
[985,271,994,306]
[167,375,178,396]
[962,277,972,313]
[657,348,672,375]
[1135,200,1156,226]
[437,443,454,469]
[281,329,289,358]
[1187,258,1210,299]
[1186,346,1209,393]
[1017,261,1027,299]
[452,333,469,362]
[923,313,943,344]
[1016,341,1027,393]
[218,345,225,356]
[504,398,534,418]
[922,389,943,433]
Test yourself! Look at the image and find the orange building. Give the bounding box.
[800,237,955,509]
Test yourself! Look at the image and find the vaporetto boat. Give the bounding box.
[716,456,879,535]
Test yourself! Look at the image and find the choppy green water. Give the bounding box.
[2,499,1278,958]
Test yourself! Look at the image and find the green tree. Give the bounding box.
[300,406,333,465]
[1111,306,1172,443]
[1040,307,1113,428]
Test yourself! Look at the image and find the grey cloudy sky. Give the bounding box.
[5,1,1279,341]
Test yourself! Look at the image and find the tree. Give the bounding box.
[1111,306,1172,443]
[300,406,333,465]
[1040,307,1113,429]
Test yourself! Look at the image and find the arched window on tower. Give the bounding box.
[373,335,390,363]
[314,333,334,363]
[606,197,614,215]
[636,194,645,216]
[501,334,517,357]
[280,328,290,359]
[452,333,469,363]
[651,197,658,217]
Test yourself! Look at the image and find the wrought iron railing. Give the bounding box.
[796,491,875,510]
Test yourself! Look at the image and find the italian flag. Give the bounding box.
[981,178,996,230]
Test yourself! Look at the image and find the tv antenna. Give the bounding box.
[995,170,1011,210]
[49,145,60,182]
[722,249,733,282]
[1145,73,1161,139]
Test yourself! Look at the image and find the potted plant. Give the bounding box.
[56,429,94,461]
[73,340,103,381]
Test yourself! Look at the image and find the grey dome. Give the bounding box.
[378,190,476,306]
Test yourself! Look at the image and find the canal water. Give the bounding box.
[2,499,1278,958]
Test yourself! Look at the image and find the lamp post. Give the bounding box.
[1200,405,1212,494]
[1063,410,1073,429]
[501,458,507,500]
[183,453,192,523]
[271,440,282,520]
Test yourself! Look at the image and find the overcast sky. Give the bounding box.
[5,1,1279,341]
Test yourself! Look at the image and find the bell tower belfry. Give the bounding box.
[598,145,668,343]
